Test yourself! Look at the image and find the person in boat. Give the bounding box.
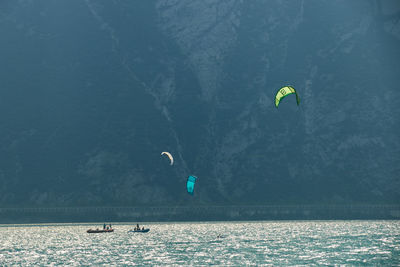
[103,223,106,230]
[142,227,144,230]
[137,224,140,230]
[109,224,112,229]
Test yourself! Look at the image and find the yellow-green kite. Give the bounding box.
[275,86,300,108]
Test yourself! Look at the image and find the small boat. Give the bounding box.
[87,229,114,233]
[128,228,150,233]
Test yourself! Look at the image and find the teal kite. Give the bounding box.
[186,175,197,195]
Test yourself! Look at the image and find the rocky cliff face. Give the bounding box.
[0,0,398,206]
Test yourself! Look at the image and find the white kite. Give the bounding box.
[161,151,174,165]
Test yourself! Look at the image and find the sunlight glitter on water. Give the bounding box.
[0,221,399,265]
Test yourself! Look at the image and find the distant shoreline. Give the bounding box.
[0,205,399,224]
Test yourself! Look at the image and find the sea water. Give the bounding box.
[0,221,399,265]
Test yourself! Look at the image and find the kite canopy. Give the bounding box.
[186,175,197,195]
[275,86,300,108]
[161,152,174,165]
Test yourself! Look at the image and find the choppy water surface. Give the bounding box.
[0,221,399,265]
